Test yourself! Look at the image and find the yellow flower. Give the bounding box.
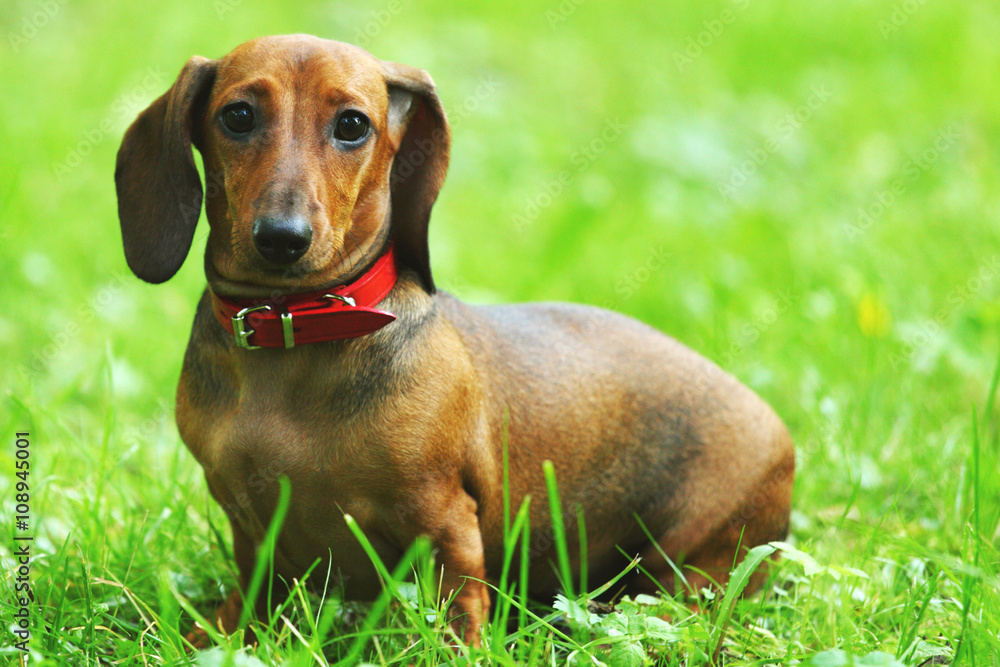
[857,293,891,338]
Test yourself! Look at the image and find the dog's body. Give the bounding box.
[116,35,794,646]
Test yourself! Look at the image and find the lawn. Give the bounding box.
[2,0,999,664]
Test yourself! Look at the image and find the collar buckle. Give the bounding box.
[232,304,272,350]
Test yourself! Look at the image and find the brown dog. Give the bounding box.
[115,34,794,647]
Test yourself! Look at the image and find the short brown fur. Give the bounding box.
[115,34,795,647]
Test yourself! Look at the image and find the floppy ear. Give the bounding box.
[115,56,217,284]
[382,61,450,293]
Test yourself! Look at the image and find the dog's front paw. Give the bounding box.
[446,582,488,648]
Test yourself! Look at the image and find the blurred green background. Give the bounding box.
[2,0,999,661]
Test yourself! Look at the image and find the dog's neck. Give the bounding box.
[207,244,401,349]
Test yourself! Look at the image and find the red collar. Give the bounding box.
[210,246,399,349]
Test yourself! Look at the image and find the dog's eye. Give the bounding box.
[334,111,370,143]
[222,103,255,134]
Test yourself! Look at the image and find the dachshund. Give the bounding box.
[114,34,794,647]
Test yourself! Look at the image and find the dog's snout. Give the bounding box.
[252,217,313,265]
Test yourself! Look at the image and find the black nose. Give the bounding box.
[252,217,313,265]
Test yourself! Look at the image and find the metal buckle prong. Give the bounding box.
[323,293,356,307]
[280,308,295,349]
[232,304,272,350]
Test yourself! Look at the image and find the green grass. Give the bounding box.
[2,0,1000,663]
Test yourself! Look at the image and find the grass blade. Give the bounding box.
[955,408,982,666]
[576,504,588,597]
[709,543,777,663]
[238,475,292,630]
[542,460,575,599]
[337,521,436,665]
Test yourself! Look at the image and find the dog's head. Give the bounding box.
[115,34,448,295]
